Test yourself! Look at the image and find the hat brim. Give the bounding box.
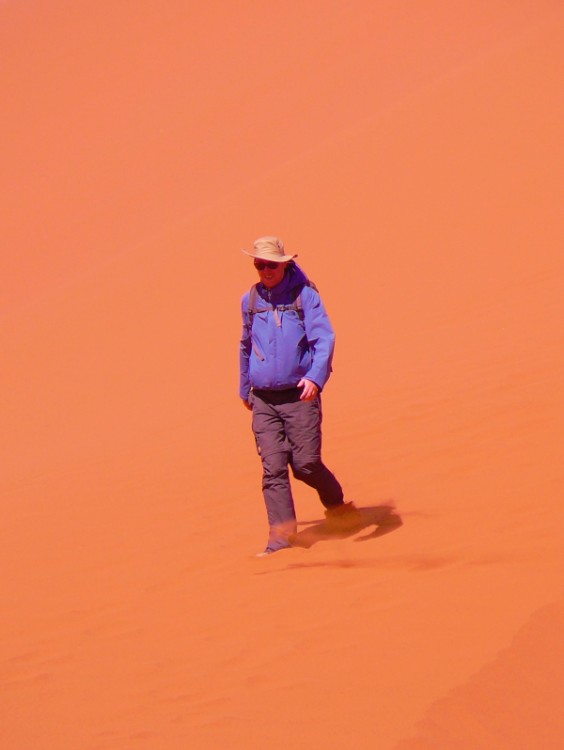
[241,249,298,262]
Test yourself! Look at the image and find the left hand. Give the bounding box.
[298,378,319,401]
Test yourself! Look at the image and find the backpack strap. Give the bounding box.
[247,284,269,325]
[294,288,305,320]
[247,283,258,326]
[247,284,267,359]
[293,280,317,321]
[247,280,318,327]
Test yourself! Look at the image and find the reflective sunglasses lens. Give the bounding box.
[254,261,278,270]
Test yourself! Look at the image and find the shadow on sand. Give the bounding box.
[290,504,402,550]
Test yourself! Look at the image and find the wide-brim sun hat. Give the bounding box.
[241,236,298,263]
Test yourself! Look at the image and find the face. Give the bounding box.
[254,259,286,288]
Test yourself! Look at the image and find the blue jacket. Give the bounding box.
[239,263,335,400]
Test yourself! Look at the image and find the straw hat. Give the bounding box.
[241,236,298,263]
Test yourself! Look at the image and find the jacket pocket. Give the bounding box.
[252,341,265,361]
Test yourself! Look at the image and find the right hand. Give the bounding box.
[242,399,252,411]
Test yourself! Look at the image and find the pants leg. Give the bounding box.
[251,393,297,549]
[282,396,344,509]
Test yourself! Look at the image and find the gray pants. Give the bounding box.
[251,387,343,550]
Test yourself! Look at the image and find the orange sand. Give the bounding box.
[1,2,563,748]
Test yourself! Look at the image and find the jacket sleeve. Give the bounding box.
[239,294,252,400]
[301,286,335,390]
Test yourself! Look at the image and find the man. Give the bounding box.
[239,236,359,556]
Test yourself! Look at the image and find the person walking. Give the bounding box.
[239,236,359,556]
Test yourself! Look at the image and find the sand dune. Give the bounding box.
[1,1,563,748]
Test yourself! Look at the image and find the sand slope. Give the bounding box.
[1,2,563,748]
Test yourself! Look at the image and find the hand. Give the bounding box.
[298,378,319,401]
[242,398,252,411]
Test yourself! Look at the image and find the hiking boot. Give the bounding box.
[324,502,362,532]
[255,544,291,557]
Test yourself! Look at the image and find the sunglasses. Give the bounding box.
[254,260,281,270]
